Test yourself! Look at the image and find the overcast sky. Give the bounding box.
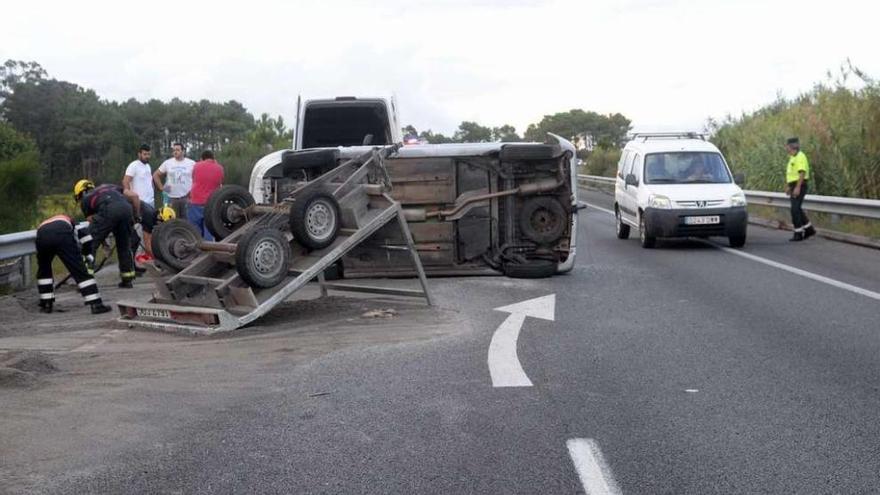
[2,0,877,136]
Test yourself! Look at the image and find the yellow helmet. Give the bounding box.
[159,205,176,222]
[73,179,95,200]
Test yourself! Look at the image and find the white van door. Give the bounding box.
[619,151,639,223]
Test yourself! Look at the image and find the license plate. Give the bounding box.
[684,215,720,225]
[136,308,171,319]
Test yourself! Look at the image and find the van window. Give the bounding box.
[643,152,732,184]
[301,102,392,149]
[622,151,636,178]
[617,151,631,178]
[631,153,642,180]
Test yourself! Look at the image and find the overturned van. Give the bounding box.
[248,96,578,278]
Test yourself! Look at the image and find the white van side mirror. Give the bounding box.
[625,174,639,187]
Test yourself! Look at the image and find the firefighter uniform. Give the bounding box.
[35,215,111,314]
[80,183,137,286]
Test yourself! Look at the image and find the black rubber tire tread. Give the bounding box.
[289,190,341,250]
[639,214,656,249]
[502,259,558,279]
[729,233,747,248]
[235,227,291,289]
[518,196,568,244]
[615,207,630,239]
[281,149,338,174]
[151,219,202,272]
[499,144,562,161]
[205,185,256,240]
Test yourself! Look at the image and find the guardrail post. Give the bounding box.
[22,255,32,288]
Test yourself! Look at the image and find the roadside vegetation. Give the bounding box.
[710,62,880,199]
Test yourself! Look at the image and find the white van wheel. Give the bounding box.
[615,208,630,239]
[639,214,656,249]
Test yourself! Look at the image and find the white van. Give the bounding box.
[613,132,748,248]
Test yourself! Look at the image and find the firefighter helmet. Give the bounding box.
[159,205,176,222]
[73,179,95,200]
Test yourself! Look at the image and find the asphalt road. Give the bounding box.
[5,187,880,494]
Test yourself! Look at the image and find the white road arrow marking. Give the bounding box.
[488,294,555,387]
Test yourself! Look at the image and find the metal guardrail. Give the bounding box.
[577,174,880,220]
[0,229,37,261]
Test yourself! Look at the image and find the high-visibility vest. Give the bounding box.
[786,151,811,183]
[39,214,73,228]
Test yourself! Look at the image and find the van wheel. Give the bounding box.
[639,214,656,248]
[519,197,567,244]
[615,207,630,239]
[502,259,557,279]
[729,233,747,248]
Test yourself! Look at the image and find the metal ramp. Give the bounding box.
[116,146,432,335]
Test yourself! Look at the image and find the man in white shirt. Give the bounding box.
[153,142,195,218]
[123,144,155,260]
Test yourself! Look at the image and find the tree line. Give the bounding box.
[0,58,632,233]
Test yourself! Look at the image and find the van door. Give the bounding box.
[619,151,638,222]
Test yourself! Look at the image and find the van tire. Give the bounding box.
[729,233,746,248]
[205,185,256,240]
[639,214,656,248]
[615,207,630,239]
[502,259,557,279]
[281,149,338,175]
[518,196,567,244]
[500,144,561,161]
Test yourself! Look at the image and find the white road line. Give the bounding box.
[709,242,880,302]
[488,294,556,387]
[583,201,880,302]
[585,203,615,216]
[567,438,622,495]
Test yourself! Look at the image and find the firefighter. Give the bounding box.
[74,179,138,288]
[35,214,112,314]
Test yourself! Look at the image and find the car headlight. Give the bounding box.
[648,194,672,209]
[730,193,746,207]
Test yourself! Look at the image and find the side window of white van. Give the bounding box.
[622,151,636,178]
[617,151,631,178]
[631,153,643,180]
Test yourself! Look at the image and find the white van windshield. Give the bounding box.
[643,152,731,184]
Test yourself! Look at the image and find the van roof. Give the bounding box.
[624,137,721,155]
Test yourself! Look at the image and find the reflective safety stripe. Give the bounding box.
[39,215,73,228]
[121,271,136,280]
[79,235,93,243]
[77,279,97,289]
[37,278,54,285]
[83,293,101,302]
[40,293,55,300]
[75,222,89,231]
[804,222,813,229]
[794,227,805,233]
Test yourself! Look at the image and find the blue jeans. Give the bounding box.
[187,204,214,241]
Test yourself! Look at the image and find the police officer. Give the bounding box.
[74,179,138,288]
[35,214,112,314]
[784,137,816,242]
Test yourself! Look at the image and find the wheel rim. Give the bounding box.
[306,199,337,242]
[222,200,247,229]
[169,226,199,260]
[252,239,284,276]
[529,207,560,235]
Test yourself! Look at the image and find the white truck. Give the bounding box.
[248,96,579,278]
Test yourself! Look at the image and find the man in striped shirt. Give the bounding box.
[35,214,111,314]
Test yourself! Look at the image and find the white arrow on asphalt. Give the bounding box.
[488,294,556,387]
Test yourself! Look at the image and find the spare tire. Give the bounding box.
[519,196,568,244]
[151,219,202,272]
[289,190,340,250]
[502,259,557,279]
[205,185,256,240]
[235,227,291,289]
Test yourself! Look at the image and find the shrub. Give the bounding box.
[0,123,41,233]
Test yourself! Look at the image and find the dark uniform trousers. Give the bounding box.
[788,181,811,231]
[89,199,136,281]
[35,219,103,307]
